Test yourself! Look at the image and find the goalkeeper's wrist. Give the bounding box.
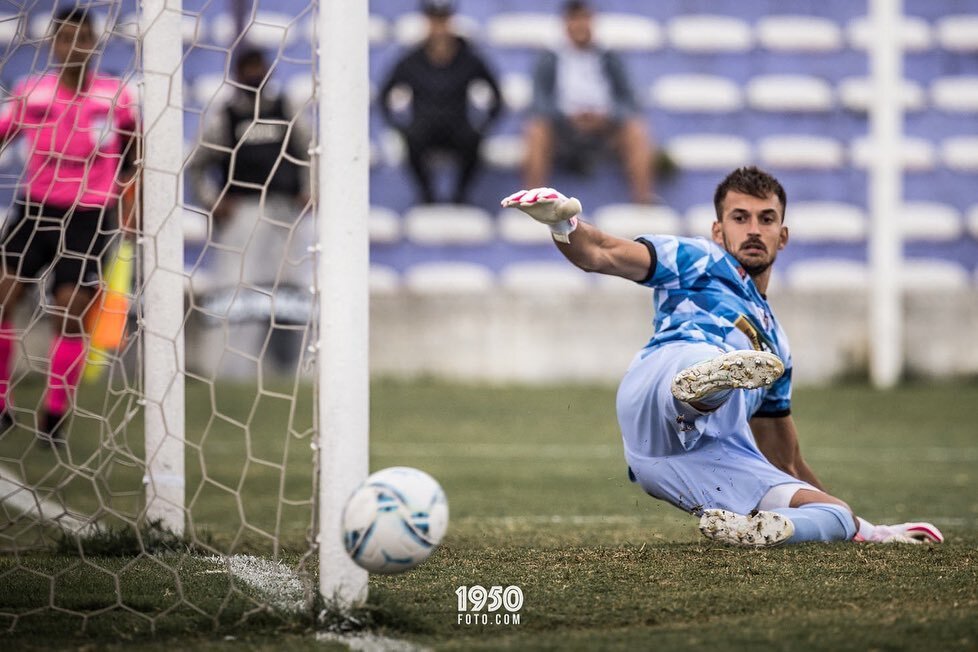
[550,216,579,244]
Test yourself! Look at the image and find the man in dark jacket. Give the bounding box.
[379,0,502,204]
[524,0,655,203]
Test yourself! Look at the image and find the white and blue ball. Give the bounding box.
[341,466,449,574]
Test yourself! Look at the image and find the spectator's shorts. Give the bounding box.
[1,198,115,289]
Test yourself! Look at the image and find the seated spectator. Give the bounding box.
[523,0,655,203]
[379,0,502,205]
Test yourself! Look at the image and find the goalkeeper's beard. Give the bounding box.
[723,235,778,277]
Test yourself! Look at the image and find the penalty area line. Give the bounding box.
[0,461,97,535]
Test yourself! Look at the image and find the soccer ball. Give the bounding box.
[341,466,449,574]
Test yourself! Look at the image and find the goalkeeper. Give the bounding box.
[502,168,944,547]
[0,7,138,444]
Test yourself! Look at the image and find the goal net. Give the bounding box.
[0,0,367,633]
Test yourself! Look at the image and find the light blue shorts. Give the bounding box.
[616,341,812,514]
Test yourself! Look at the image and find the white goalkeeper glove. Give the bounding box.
[500,187,582,244]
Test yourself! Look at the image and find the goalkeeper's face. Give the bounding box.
[712,191,788,277]
[53,21,96,68]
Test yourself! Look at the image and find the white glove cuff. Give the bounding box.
[550,216,579,244]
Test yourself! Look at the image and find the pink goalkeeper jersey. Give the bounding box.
[0,73,137,209]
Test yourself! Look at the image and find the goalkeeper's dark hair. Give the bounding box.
[53,5,94,32]
[713,166,787,222]
[234,46,268,74]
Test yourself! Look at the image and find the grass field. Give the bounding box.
[1,376,977,650]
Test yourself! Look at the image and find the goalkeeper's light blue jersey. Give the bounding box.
[635,235,792,417]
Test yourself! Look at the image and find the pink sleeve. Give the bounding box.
[0,81,25,140]
[115,83,138,132]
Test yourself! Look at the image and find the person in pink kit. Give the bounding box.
[0,6,138,445]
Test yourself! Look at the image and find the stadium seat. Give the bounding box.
[369,206,402,244]
[0,14,19,45]
[499,262,590,294]
[501,73,533,113]
[941,136,978,172]
[846,15,932,52]
[403,205,493,245]
[649,74,743,113]
[930,76,978,113]
[665,15,753,53]
[403,262,493,294]
[593,204,682,238]
[967,205,978,240]
[850,137,936,172]
[117,11,202,43]
[192,73,234,108]
[784,202,866,242]
[595,272,653,295]
[368,14,389,46]
[899,202,963,241]
[755,15,843,52]
[757,135,844,170]
[183,208,210,245]
[592,14,663,51]
[684,204,718,239]
[485,12,563,49]
[211,12,302,48]
[369,265,401,294]
[378,128,406,167]
[481,134,525,170]
[394,12,479,46]
[497,209,555,244]
[666,134,751,171]
[285,75,314,110]
[837,77,926,112]
[901,260,969,291]
[785,259,869,291]
[746,75,834,112]
[934,15,978,53]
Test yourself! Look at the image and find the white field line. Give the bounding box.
[373,442,978,463]
[316,632,430,652]
[455,514,973,528]
[206,554,307,614]
[0,461,97,535]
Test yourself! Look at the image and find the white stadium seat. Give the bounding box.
[481,134,525,170]
[118,11,202,43]
[850,137,936,172]
[846,15,932,52]
[650,74,743,113]
[497,209,555,244]
[684,204,717,238]
[755,15,843,53]
[757,135,845,170]
[967,205,978,239]
[899,202,962,241]
[667,134,751,170]
[901,260,969,292]
[593,204,682,238]
[183,209,210,245]
[785,259,869,291]
[369,265,401,294]
[746,75,834,112]
[392,12,479,46]
[403,205,493,245]
[0,14,19,45]
[403,262,493,294]
[499,262,590,293]
[666,15,753,53]
[593,14,663,51]
[285,75,313,110]
[369,206,402,244]
[192,73,234,108]
[785,202,866,242]
[211,12,302,48]
[935,15,978,53]
[486,12,563,49]
[931,76,978,113]
[368,15,389,45]
[501,73,533,112]
[941,136,978,172]
[837,77,926,112]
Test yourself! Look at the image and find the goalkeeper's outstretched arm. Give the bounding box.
[501,187,652,282]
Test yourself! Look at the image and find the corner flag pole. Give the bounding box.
[868,0,904,388]
[317,0,370,605]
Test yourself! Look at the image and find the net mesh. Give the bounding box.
[0,0,321,631]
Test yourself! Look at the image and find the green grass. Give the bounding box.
[1,378,977,650]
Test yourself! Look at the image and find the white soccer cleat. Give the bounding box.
[862,522,945,545]
[699,508,795,548]
[671,350,785,403]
